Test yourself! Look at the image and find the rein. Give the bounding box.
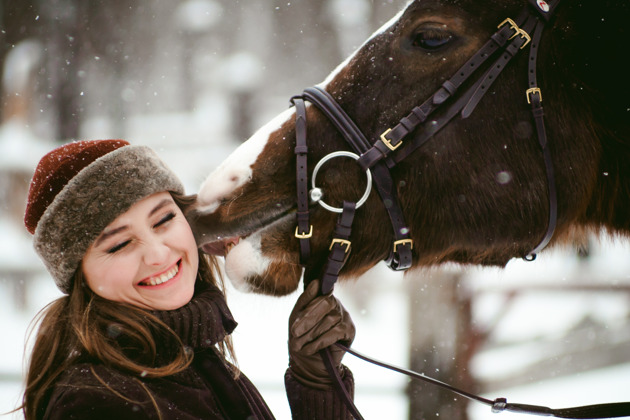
[290,0,629,418]
[337,343,630,419]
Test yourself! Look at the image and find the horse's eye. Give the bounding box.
[412,30,454,51]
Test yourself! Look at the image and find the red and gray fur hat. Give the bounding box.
[24,140,185,294]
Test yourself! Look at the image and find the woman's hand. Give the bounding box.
[288,279,355,389]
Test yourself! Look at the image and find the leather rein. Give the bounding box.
[289,0,630,418]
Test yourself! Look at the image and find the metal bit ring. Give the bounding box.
[310,151,373,213]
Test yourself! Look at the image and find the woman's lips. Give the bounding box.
[138,260,181,287]
[201,237,240,257]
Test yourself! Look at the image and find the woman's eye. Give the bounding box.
[108,240,130,254]
[412,30,453,50]
[154,212,175,228]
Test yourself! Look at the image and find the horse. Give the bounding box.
[187,0,630,297]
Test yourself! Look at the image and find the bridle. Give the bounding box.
[294,0,559,282]
[289,0,630,418]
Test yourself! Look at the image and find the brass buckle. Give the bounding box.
[516,28,531,49]
[498,18,530,49]
[393,239,413,253]
[498,18,519,36]
[526,87,542,104]
[295,225,313,239]
[330,238,351,253]
[380,128,402,151]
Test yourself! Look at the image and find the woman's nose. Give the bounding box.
[142,238,170,266]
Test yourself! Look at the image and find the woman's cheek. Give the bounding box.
[101,255,139,294]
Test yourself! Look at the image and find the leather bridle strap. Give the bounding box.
[366,13,537,165]
[306,200,365,419]
[461,14,539,118]
[524,18,558,259]
[338,343,630,418]
[320,200,356,295]
[291,96,312,265]
[364,12,536,167]
[356,10,530,170]
[301,87,413,270]
[320,346,365,420]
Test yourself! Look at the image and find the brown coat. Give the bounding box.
[41,285,354,419]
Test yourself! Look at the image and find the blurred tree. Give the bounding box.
[39,0,84,141]
[76,0,141,138]
[270,0,343,91]
[407,271,478,420]
[1,0,409,142]
[1,0,148,140]
[0,0,39,123]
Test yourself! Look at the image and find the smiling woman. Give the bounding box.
[17,139,358,420]
[82,192,199,311]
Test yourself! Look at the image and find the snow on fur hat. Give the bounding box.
[24,140,185,294]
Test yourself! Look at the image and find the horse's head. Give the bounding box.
[188,0,629,295]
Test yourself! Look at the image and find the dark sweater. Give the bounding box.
[41,284,354,419]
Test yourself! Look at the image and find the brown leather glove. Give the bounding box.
[288,279,356,390]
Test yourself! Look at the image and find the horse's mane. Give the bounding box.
[559,1,629,140]
[554,0,630,232]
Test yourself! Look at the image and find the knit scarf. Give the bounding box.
[151,282,238,352]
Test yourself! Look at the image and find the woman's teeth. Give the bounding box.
[142,264,179,286]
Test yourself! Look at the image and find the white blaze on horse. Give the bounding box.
[187,0,630,296]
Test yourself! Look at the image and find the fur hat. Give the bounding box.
[24,140,185,294]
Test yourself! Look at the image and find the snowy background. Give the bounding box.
[1,1,629,419]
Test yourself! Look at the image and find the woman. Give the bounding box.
[21,139,355,419]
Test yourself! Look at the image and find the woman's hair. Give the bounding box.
[20,193,236,419]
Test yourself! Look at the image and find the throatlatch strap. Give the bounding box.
[523,19,558,260]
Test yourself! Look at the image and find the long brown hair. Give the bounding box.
[20,194,235,419]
